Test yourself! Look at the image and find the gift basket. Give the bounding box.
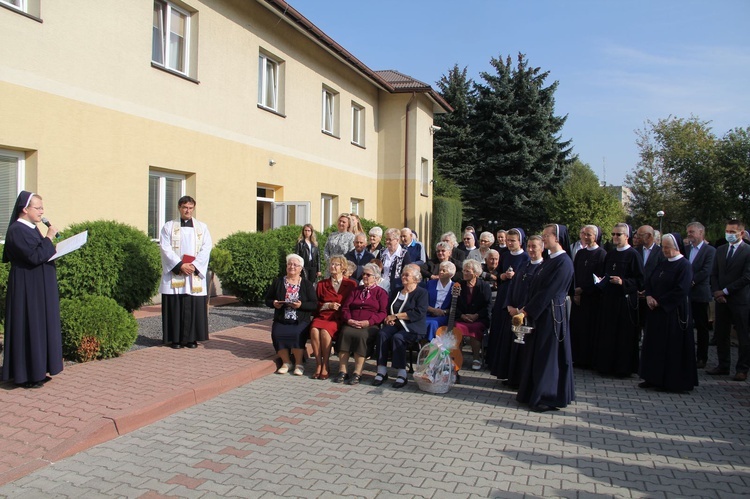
[413,334,457,394]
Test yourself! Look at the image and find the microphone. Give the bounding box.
[41,217,61,238]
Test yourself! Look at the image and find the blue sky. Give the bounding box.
[297,1,749,186]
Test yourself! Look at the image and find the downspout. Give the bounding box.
[404,92,416,228]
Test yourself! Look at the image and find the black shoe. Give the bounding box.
[529,404,559,413]
[22,381,44,389]
[348,373,361,385]
[638,381,655,389]
[372,373,388,386]
[171,343,183,349]
[392,376,408,389]
[186,342,198,349]
[695,360,706,369]
[333,372,348,384]
[706,366,729,375]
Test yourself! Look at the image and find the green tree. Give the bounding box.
[466,53,574,230]
[432,168,462,200]
[551,160,625,244]
[717,126,750,224]
[434,65,477,190]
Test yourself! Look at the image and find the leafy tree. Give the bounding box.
[717,126,750,224]
[466,53,574,230]
[432,168,462,200]
[434,65,477,189]
[551,160,625,244]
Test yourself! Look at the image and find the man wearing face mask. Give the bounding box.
[708,219,750,381]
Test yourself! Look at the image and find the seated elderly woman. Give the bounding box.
[454,258,492,371]
[420,241,463,282]
[467,232,495,263]
[309,255,357,380]
[481,249,501,294]
[373,263,429,388]
[425,261,457,341]
[367,226,384,258]
[264,254,318,376]
[441,231,466,263]
[335,263,389,385]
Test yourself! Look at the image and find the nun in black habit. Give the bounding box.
[639,233,698,392]
[516,224,575,412]
[2,191,63,388]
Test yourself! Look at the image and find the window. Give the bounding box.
[420,158,429,197]
[351,103,365,146]
[152,1,190,75]
[1,0,25,12]
[0,0,41,18]
[321,195,335,229]
[257,185,275,231]
[273,202,310,227]
[148,170,185,239]
[0,149,24,240]
[258,52,280,112]
[322,87,339,136]
[350,198,363,216]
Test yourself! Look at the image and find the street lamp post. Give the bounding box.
[656,210,665,235]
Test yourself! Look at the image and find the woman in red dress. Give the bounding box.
[310,255,356,379]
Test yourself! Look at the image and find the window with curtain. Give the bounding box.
[322,88,336,135]
[321,195,334,229]
[1,0,25,11]
[350,198,363,216]
[421,158,430,196]
[148,170,185,239]
[152,0,190,74]
[351,103,365,146]
[258,53,279,111]
[0,149,24,240]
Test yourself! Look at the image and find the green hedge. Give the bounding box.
[56,220,161,312]
[214,231,281,304]
[432,197,463,241]
[60,294,138,362]
[0,251,8,327]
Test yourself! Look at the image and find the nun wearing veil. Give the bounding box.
[516,224,575,412]
[570,225,607,368]
[1,191,63,388]
[639,233,698,392]
[595,223,644,377]
[487,228,529,377]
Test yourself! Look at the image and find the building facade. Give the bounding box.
[0,0,450,246]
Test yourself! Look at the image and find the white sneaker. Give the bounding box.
[293,365,304,376]
[276,363,291,374]
[471,359,482,371]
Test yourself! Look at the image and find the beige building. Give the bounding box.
[0,0,450,246]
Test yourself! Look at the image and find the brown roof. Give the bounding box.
[258,0,452,113]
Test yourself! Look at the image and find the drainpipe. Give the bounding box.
[404,92,416,228]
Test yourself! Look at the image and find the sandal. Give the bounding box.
[348,373,361,385]
[333,372,348,383]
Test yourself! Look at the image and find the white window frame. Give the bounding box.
[152,0,191,75]
[273,201,310,228]
[148,170,186,240]
[420,158,430,197]
[258,53,279,112]
[0,148,25,241]
[351,103,365,146]
[0,0,26,12]
[321,195,334,229]
[350,198,363,217]
[322,87,338,136]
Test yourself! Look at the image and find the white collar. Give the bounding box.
[510,249,524,256]
[586,244,599,250]
[531,258,543,264]
[549,249,566,259]
[617,244,631,252]
[17,218,35,228]
[668,254,684,262]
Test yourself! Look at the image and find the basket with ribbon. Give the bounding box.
[413,334,457,394]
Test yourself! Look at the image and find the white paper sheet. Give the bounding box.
[49,230,88,261]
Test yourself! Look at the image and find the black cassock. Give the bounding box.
[640,257,698,391]
[595,247,644,377]
[570,246,606,368]
[516,253,575,409]
[2,220,63,384]
[503,259,542,387]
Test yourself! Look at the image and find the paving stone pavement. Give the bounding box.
[1,346,749,499]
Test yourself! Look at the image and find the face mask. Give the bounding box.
[726,233,739,244]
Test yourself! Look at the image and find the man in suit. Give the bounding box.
[686,222,717,369]
[708,219,750,381]
[636,225,665,330]
[345,232,373,281]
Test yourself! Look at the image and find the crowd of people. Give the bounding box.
[265,212,750,413]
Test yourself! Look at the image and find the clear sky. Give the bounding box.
[296,1,749,186]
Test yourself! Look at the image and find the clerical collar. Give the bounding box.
[510,249,524,256]
[617,244,631,251]
[180,218,194,227]
[549,249,566,259]
[586,244,599,250]
[17,218,35,228]
[668,254,684,262]
[531,258,543,264]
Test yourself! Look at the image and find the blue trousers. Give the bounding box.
[377,324,418,369]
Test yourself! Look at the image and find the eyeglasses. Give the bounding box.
[611,233,624,237]
[362,272,373,277]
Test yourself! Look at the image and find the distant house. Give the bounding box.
[0,0,450,245]
[605,185,633,214]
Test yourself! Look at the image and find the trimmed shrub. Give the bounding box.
[0,249,8,326]
[432,197,463,241]
[56,220,161,312]
[60,295,138,362]
[214,231,281,304]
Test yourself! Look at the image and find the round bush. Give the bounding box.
[56,220,161,312]
[215,232,281,304]
[60,295,138,362]
[0,249,9,326]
